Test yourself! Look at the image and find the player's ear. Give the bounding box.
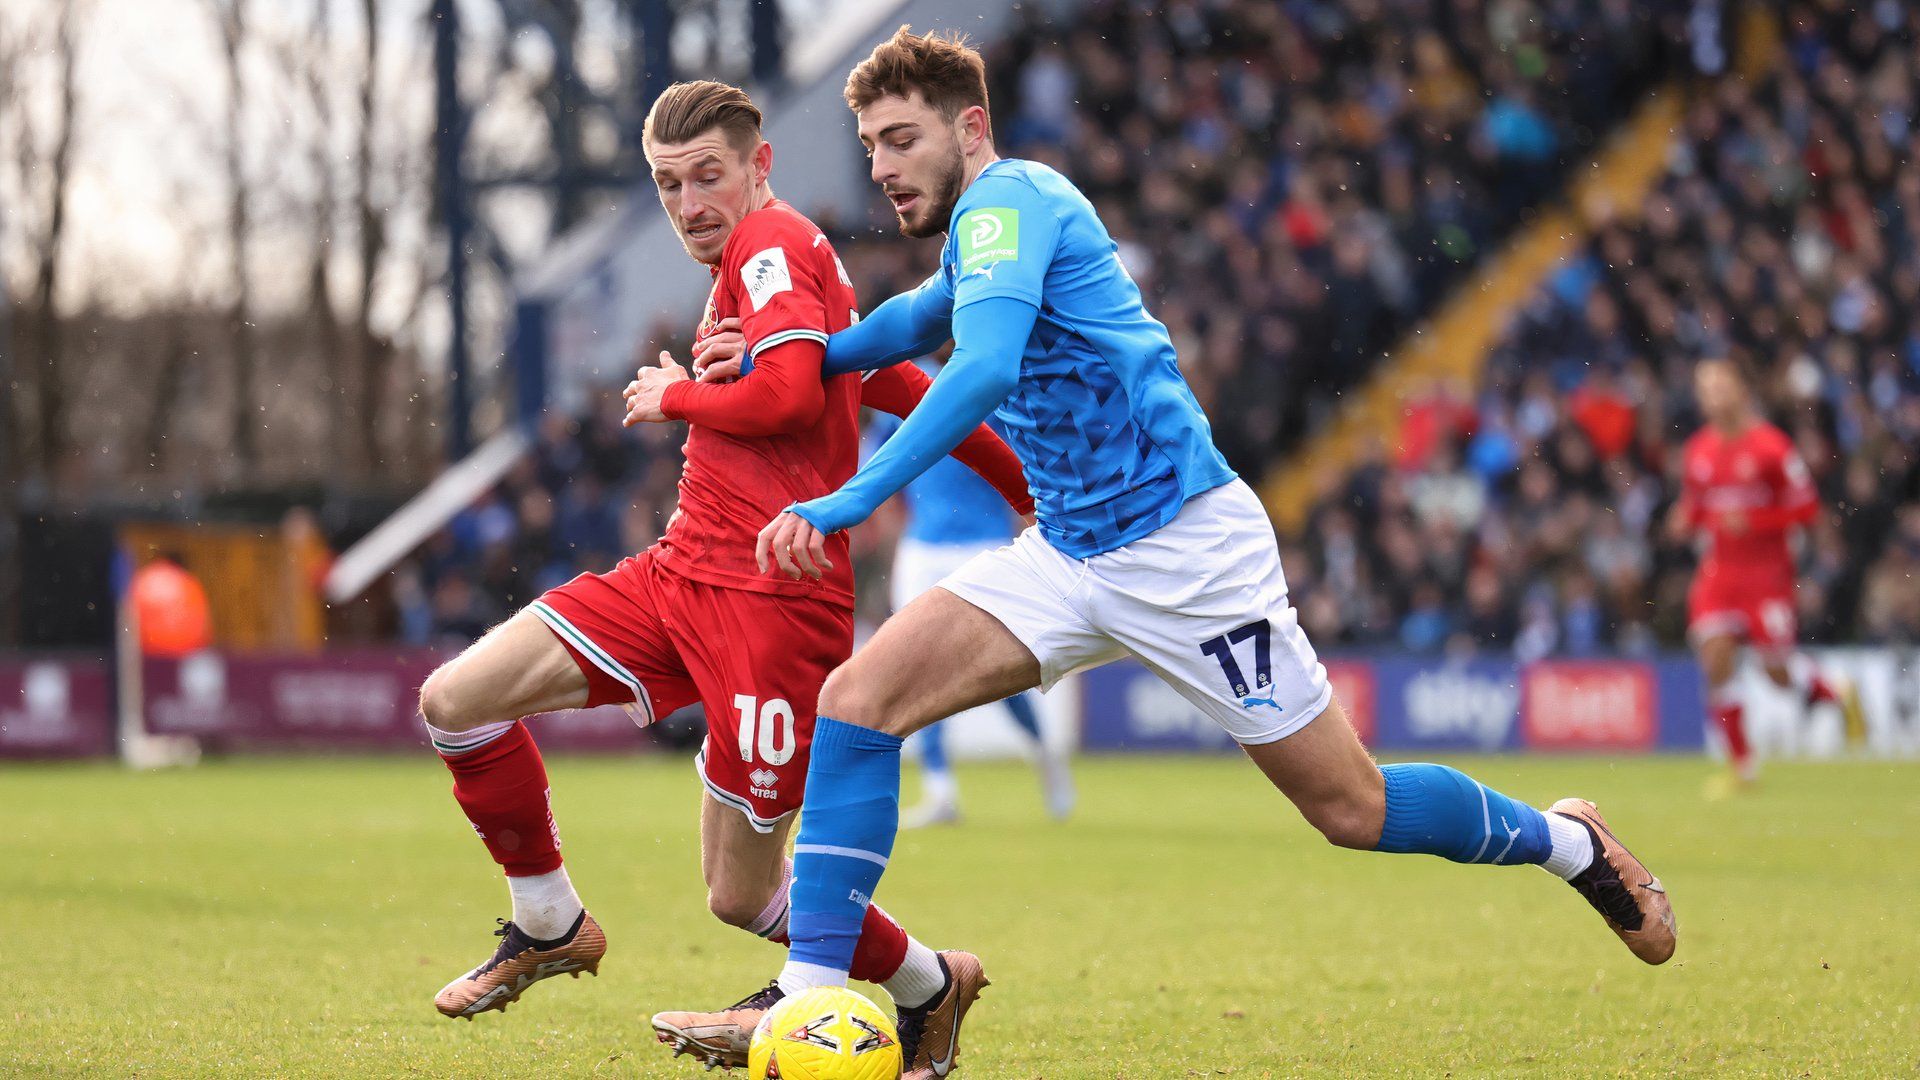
[957,105,990,154]
[752,139,773,185]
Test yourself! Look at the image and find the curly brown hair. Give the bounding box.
[843,25,990,126]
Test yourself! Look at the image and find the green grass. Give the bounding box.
[6,754,1918,1077]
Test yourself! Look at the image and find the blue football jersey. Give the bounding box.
[928,159,1235,557]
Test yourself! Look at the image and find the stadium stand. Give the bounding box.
[1286,0,1920,653]
[974,0,1677,471]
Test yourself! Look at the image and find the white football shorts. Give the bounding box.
[938,478,1331,745]
[891,536,1002,613]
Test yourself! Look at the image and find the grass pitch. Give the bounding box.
[7,753,1918,1077]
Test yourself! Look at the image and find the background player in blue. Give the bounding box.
[869,380,1075,828]
[669,27,1678,1075]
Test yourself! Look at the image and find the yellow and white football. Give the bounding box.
[747,986,902,1080]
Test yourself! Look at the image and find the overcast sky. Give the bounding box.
[4,0,462,316]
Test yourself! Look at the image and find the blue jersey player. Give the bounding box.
[666,28,1677,1074]
[870,390,1076,828]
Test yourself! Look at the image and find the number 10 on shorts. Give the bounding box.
[733,694,796,766]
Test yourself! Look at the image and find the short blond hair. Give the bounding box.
[644,80,762,153]
[844,25,989,125]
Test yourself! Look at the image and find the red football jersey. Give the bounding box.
[655,199,864,606]
[1678,421,1817,581]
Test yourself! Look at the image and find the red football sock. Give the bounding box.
[771,902,909,983]
[438,721,563,877]
[1714,701,1752,778]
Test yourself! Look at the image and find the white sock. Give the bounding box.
[508,866,584,941]
[881,939,946,1009]
[1540,812,1596,881]
[918,771,959,808]
[777,961,848,997]
[425,718,516,757]
[747,860,794,940]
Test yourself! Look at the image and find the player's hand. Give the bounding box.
[1720,508,1750,536]
[756,510,832,580]
[693,318,746,382]
[623,350,690,426]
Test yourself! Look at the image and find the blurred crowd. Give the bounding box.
[396,0,1920,655]
[974,0,1678,472]
[1285,0,1920,654]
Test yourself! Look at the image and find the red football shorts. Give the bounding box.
[1687,568,1797,654]
[530,548,854,832]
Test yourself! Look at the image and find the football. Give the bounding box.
[748,986,902,1080]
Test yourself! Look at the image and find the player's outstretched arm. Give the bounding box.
[821,271,954,376]
[761,296,1035,580]
[860,362,1034,516]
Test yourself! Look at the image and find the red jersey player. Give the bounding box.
[1668,357,1854,785]
[417,81,1031,1055]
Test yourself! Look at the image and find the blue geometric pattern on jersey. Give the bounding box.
[940,160,1235,557]
[994,334,1184,555]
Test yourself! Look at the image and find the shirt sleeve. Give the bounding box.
[791,295,1038,534]
[949,174,1062,311]
[661,338,826,436]
[860,362,1034,515]
[730,217,832,355]
[820,269,955,376]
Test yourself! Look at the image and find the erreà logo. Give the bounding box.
[959,208,1019,274]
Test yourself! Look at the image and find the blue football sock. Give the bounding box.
[1002,691,1043,743]
[786,718,904,977]
[1374,763,1556,866]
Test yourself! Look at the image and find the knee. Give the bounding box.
[1698,640,1737,688]
[706,883,770,929]
[1298,774,1386,851]
[816,664,905,736]
[419,665,478,733]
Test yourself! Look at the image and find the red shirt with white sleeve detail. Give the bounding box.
[1677,420,1817,585]
[655,199,1029,608]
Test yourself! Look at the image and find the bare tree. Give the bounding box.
[0,10,20,646]
[18,0,82,480]
[207,0,258,474]
[352,0,390,473]
[299,0,344,448]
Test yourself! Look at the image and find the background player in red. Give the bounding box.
[1668,357,1856,786]
[415,81,1031,1054]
